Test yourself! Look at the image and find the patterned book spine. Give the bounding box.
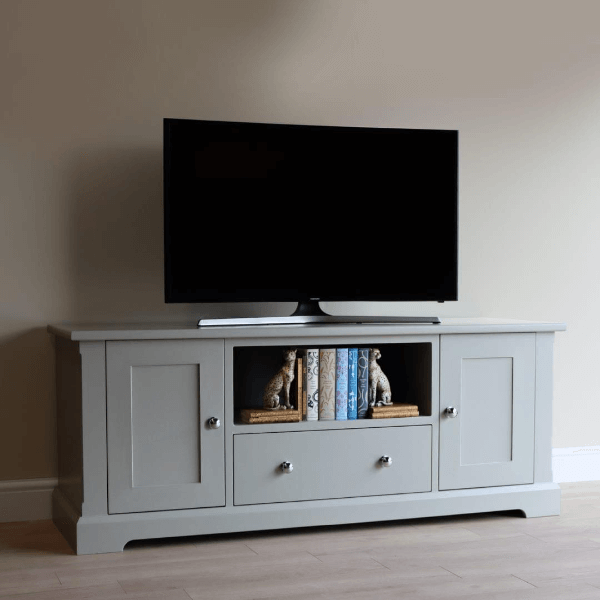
[335,348,349,420]
[302,355,307,420]
[357,348,369,419]
[306,349,319,421]
[318,349,336,420]
[347,348,358,420]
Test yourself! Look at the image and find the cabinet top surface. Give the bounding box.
[48,318,566,341]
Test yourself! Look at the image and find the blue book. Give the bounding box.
[357,348,369,419]
[347,348,358,420]
[335,348,348,420]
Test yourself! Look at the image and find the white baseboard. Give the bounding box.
[0,453,597,524]
[553,447,600,483]
[0,478,57,523]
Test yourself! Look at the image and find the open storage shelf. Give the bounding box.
[233,341,433,426]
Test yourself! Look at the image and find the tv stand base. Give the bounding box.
[198,299,441,327]
[53,483,560,555]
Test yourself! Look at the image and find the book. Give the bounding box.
[301,354,308,419]
[357,348,369,419]
[347,348,358,420]
[305,349,319,421]
[335,348,349,420]
[319,349,336,420]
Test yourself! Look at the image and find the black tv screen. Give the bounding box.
[164,118,458,305]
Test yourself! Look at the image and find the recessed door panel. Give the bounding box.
[131,364,200,487]
[461,357,514,465]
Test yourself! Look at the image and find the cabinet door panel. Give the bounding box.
[107,340,224,514]
[439,334,535,490]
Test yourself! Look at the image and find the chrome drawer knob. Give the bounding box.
[445,406,458,418]
[207,417,221,429]
[280,461,294,474]
[380,455,392,467]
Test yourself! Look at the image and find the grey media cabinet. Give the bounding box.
[48,318,566,555]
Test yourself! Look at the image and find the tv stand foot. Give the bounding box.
[198,300,440,327]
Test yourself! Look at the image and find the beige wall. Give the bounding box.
[2,0,599,480]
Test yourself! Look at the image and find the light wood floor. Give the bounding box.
[3,483,600,599]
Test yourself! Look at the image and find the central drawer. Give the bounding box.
[233,425,432,506]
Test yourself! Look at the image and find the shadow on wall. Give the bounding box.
[66,145,294,323]
[0,328,57,480]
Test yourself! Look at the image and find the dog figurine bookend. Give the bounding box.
[263,348,298,410]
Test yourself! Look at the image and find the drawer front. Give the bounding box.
[234,426,431,506]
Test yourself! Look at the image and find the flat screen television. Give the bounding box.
[163,118,458,326]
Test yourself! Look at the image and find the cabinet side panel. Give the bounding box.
[55,337,83,513]
[79,341,108,517]
[535,332,555,483]
[131,365,200,487]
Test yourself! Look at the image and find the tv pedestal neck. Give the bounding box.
[197,299,442,327]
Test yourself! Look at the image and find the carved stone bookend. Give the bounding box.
[368,347,392,407]
[262,348,297,410]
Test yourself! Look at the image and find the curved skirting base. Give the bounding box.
[54,483,561,555]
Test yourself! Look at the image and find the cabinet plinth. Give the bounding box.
[49,319,565,554]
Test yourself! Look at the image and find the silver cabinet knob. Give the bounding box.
[280,461,293,474]
[380,455,392,467]
[445,406,458,418]
[207,417,221,429]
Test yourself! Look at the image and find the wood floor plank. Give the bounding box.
[0,520,73,556]
[0,583,124,600]
[561,482,600,499]
[184,573,533,600]
[366,531,547,568]
[184,570,459,600]
[244,522,482,558]
[0,567,62,597]
[119,550,388,595]
[0,585,191,600]
[56,550,319,588]
[441,546,600,580]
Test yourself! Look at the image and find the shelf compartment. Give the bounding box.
[233,342,433,425]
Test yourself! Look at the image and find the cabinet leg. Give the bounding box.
[519,486,561,518]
